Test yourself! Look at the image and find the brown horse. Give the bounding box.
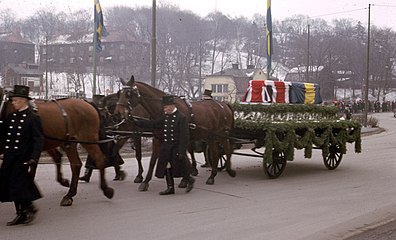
[114,76,236,185]
[0,89,114,206]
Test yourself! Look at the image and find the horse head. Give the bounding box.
[114,75,141,119]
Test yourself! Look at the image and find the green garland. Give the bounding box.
[232,103,362,163]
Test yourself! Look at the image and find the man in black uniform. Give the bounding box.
[0,85,44,225]
[134,95,195,195]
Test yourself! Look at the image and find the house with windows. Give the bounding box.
[39,29,150,79]
[0,31,35,70]
[202,64,268,103]
[1,63,43,97]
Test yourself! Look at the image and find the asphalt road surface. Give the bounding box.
[1,113,395,240]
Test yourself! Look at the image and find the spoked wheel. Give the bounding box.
[323,144,343,170]
[263,150,286,179]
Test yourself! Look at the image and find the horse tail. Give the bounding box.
[225,102,235,131]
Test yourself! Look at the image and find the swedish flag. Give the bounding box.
[94,0,108,52]
[266,0,272,76]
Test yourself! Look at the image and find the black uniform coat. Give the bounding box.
[0,108,44,202]
[136,109,191,178]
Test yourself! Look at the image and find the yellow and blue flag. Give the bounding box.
[266,0,272,75]
[94,0,108,52]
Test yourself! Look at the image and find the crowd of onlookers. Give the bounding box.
[332,99,396,120]
[335,100,396,114]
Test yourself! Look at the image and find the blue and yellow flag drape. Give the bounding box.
[266,0,273,76]
[94,0,108,52]
[290,82,322,104]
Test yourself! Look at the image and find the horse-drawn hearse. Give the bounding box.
[0,76,361,205]
[112,76,362,184]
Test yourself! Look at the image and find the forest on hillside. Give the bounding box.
[1,3,395,100]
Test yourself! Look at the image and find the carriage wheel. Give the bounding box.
[263,150,286,179]
[323,144,343,170]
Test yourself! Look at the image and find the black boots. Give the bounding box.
[79,168,93,182]
[159,169,175,195]
[185,176,195,193]
[113,165,126,181]
[7,203,38,226]
[160,170,195,195]
[7,211,27,226]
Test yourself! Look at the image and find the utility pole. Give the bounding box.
[363,4,371,127]
[45,36,48,99]
[199,39,202,98]
[151,0,157,87]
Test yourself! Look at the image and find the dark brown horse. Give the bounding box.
[0,89,114,206]
[101,92,150,183]
[114,77,236,185]
[103,92,172,191]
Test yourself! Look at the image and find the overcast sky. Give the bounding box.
[1,0,395,30]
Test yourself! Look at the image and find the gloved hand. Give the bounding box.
[24,159,38,166]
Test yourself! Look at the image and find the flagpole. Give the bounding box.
[93,21,97,96]
[266,0,272,79]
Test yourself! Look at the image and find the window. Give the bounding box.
[70,46,75,52]
[211,84,228,93]
[89,46,93,52]
[120,44,125,50]
[214,96,225,101]
[42,47,47,55]
[59,47,64,53]
[21,77,28,85]
[70,57,75,63]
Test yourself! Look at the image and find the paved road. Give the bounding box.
[1,113,395,240]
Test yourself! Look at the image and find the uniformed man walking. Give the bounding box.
[0,85,44,225]
[134,95,195,195]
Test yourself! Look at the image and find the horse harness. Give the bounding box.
[42,99,113,145]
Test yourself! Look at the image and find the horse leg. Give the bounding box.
[60,144,82,206]
[82,143,114,200]
[206,140,219,185]
[188,145,199,176]
[47,148,70,187]
[133,136,144,183]
[138,138,160,191]
[223,140,236,178]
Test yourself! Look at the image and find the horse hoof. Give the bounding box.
[104,188,114,199]
[134,176,143,183]
[206,178,215,185]
[227,169,236,178]
[138,183,149,191]
[60,197,73,206]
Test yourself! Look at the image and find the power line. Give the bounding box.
[311,8,367,19]
[372,4,396,8]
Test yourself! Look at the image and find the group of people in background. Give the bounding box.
[335,99,396,115]
[333,99,396,120]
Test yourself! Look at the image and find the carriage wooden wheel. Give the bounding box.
[323,144,343,170]
[263,150,286,179]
